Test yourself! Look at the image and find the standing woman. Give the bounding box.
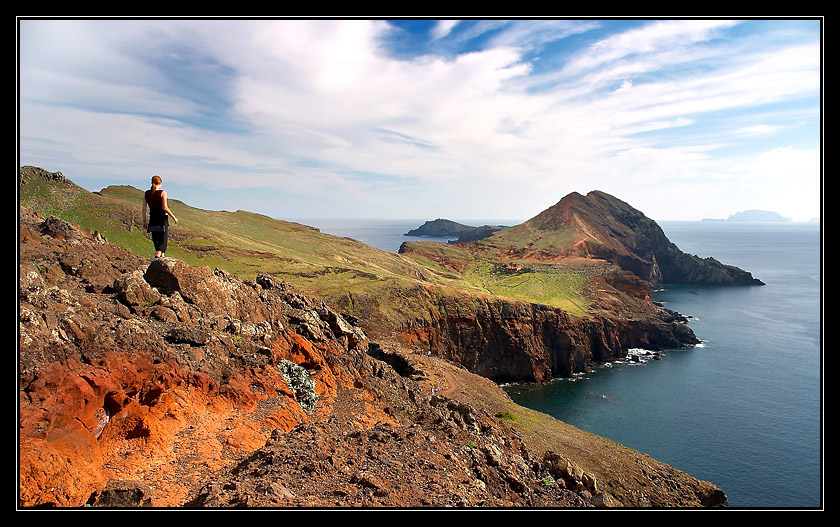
[142,175,179,258]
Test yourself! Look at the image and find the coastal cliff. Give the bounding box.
[340,283,697,384]
[18,206,727,508]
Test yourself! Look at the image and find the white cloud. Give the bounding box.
[18,19,821,221]
[431,20,460,40]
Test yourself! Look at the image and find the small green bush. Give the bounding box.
[495,411,519,423]
[279,359,318,411]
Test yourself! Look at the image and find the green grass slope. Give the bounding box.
[399,241,593,316]
[19,166,596,321]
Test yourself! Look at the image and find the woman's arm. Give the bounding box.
[161,191,179,224]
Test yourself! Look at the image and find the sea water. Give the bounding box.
[301,218,823,509]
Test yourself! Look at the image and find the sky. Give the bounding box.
[18,18,822,222]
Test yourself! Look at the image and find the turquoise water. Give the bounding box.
[303,218,822,508]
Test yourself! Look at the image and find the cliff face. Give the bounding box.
[389,287,697,384]
[18,207,726,508]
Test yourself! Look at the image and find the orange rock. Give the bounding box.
[220,422,267,452]
[19,426,105,507]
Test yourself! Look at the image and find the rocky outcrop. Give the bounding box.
[19,165,72,185]
[18,207,727,508]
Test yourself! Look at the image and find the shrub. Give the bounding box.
[495,411,519,423]
[279,359,318,411]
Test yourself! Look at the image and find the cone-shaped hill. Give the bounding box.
[455,190,764,287]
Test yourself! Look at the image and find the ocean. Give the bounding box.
[300,218,823,509]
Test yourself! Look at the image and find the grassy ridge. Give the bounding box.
[19,167,593,319]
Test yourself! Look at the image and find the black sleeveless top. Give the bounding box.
[145,189,167,226]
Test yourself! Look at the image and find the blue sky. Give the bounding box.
[18,18,821,222]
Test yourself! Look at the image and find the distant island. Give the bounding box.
[702,210,793,222]
[405,218,507,243]
[727,210,792,222]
